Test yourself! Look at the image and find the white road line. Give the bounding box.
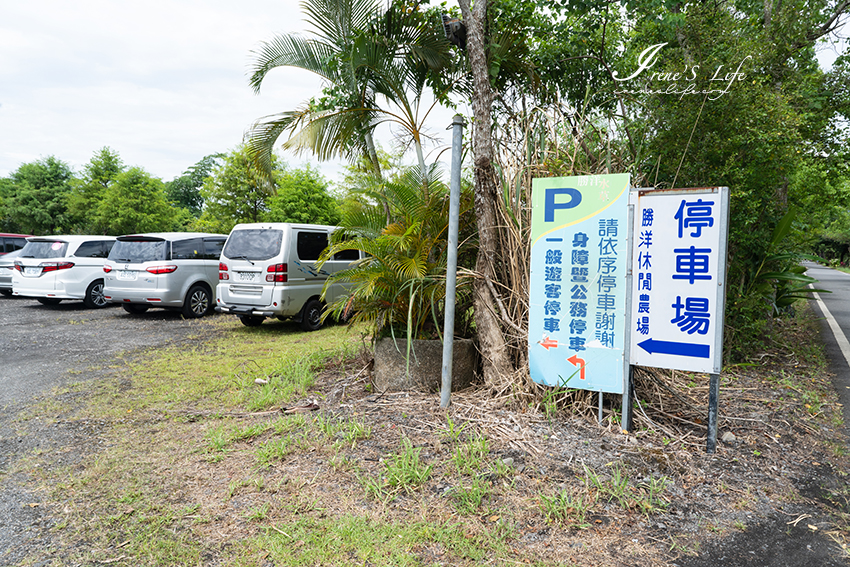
[812,288,850,370]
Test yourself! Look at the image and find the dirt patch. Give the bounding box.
[6,308,850,566]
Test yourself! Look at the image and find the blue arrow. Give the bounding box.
[638,338,710,358]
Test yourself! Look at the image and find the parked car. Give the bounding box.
[216,222,360,329]
[0,233,32,255]
[0,249,24,296]
[13,235,116,307]
[103,232,227,318]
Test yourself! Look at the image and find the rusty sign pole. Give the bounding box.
[706,188,730,453]
[707,373,720,453]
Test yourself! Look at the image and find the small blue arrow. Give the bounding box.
[638,338,710,358]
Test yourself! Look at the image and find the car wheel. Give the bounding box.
[83,279,108,308]
[0,289,12,297]
[239,315,265,327]
[122,304,149,315]
[299,299,323,332]
[182,284,212,318]
[36,297,62,305]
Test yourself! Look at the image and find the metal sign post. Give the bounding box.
[440,115,465,408]
[621,202,635,431]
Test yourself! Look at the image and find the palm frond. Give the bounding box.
[249,35,339,94]
[302,0,381,46]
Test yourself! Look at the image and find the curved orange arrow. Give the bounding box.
[540,337,559,350]
[567,354,586,380]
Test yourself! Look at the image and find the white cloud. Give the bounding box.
[0,0,352,182]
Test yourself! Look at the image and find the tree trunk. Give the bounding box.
[364,130,391,223]
[458,0,515,390]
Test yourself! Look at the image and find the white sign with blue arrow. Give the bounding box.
[628,187,730,374]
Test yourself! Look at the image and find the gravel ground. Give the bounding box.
[0,295,225,564]
[1,295,849,565]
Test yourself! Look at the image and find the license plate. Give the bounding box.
[116,270,137,281]
[23,267,40,276]
[236,272,258,282]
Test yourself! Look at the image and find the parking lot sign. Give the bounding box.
[528,174,630,393]
[629,187,729,373]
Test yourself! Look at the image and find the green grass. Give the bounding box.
[451,474,492,515]
[53,318,364,420]
[383,437,432,493]
[580,463,669,516]
[540,487,595,528]
[236,515,494,566]
[452,434,488,476]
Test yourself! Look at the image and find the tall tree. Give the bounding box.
[245,0,453,180]
[195,146,278,234]
[266,165,341,225]
[165,153,224,216]
[92,168,187,235]
[66,147,125,233]
[0,176,16,232]
[456,0,524,389]
[5,156,74,235]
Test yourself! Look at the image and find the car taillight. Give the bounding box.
[146,265,177,275]
[41,262,75,273]
[219,262,229,280]
[266,263,287,283]
[103,265,113,273]
[13,263,22,272]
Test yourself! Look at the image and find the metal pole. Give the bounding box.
[598,392,603,425]
[440,115,465,408]
[621,200,636,432]
[707,373,719,453]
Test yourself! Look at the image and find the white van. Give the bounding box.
[13,235,116,307]
[216,223,359,329]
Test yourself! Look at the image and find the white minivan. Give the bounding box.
[216,223,359,329]
[13,235,116,307]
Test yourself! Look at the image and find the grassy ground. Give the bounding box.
[11,308,850,566]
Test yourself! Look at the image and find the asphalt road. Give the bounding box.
[804,262,850,433]
[0,294,224,564]
[0,295,219,405]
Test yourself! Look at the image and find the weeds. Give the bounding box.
[540,488,595,528]
[360,437,433,503]
[384,437,432,492]
[582,463,668,516]
[440,414,467,444]
[244,503,271,522]
[451,475,491,515]
[452,434,488,475]
[256,436,296,467]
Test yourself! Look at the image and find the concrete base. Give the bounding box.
[373,337,477,393]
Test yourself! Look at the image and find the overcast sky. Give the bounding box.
[1,2,845,186]
[0,0,460,185]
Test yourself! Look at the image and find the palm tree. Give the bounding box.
[246,0,455,181]
[318,165,476,340]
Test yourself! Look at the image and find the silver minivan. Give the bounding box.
[103,232,227,318]
[216,222,359,329]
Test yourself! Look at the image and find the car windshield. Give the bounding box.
[223,229,283,261]
[19,240,68,259]
[109,239,167,263]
